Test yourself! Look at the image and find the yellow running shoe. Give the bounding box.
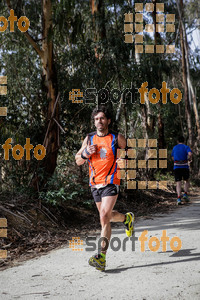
[88,254,106,271]
[124,212,134,237]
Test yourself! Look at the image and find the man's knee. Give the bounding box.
[100,210,111,225]
[96,202,101,213]
[176,181,181,185]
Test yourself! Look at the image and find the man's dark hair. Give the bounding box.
[178,136,184,143]
[91,105,112,123]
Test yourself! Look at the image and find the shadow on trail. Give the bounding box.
[169,248,199,257]
[111,200,200,235]
[105,248,200,274]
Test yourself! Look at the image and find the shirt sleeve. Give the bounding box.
[171,148,174,157]
[186,146,192,153]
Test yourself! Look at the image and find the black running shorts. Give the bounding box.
[91,184,120,203]
[174,168,189,182]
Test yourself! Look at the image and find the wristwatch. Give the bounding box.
[81,151,87,159]
[84,148,90,156]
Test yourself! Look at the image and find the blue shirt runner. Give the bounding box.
[171,144,192,169]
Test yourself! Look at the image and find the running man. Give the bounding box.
[171,136,192,205]
[75,106,134,271]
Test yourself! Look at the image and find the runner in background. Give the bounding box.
[171,136,192,205]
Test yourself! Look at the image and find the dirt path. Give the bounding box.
[1,196,200,300]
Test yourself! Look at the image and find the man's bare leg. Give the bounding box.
[96,205,125,223]
[184,180,189,193]
[95,198,134,255]
[176,181,182,197]
[110,210,126,222]
[96,195,119,254]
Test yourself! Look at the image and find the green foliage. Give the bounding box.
[38,153,88,206]
[154,170,174,182]
[39,188,66,206]
[0,0,199,203]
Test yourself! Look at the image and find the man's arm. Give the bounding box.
[118,133,126,149]
[116,134,126,168]
[171,148,174,161]
[75,137,88,166]
[188,151,192,161]
[75,136,96,166]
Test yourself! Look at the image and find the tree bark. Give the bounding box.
[41,0,59,176]
[179,0,200,141]
[152,0,165,148]
[6,0,60,188]
[177,0,193,147]
[90,0,106,60]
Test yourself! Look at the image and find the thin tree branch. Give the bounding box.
[43,93,60,147]
[53,118,65,133]
[6,0,44,58]
[23,32,44,58]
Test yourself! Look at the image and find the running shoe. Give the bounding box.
[124,212,134,237]
[88,254,106,271]
[177,198,182,205]
[183,193,189,202]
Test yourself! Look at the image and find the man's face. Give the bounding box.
[94,112,111,132]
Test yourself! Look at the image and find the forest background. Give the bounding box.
[0,0,199,267]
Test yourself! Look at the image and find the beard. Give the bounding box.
[96,123,109,135]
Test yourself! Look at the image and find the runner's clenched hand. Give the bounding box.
[84,140,97,158]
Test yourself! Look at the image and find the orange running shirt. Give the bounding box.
[87,131,120,186]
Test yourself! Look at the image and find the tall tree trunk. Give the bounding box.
[157,109,165,148]
[179,5,200,141]
[176,0,200,175]
[90,0,107,98]
[152,0,165,148]
[90,0,106,60]
[41,0,59,176]
[177,0,193,147]
[6,0,60,189]
[113,0,128,132]
[141,105,148,139]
